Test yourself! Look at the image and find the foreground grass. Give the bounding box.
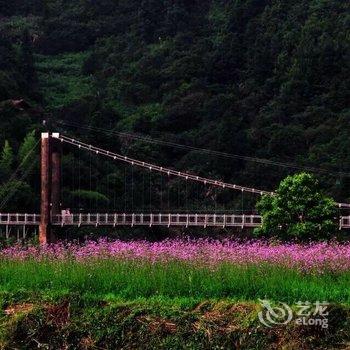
[0,296,348,349]
[0,259,349,348]
[0,259,349,303]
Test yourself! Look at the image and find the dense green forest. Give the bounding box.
[0,0,349,213]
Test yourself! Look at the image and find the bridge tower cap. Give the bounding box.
[41,132,49,138]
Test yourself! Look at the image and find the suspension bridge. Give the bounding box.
[1,132,349,244]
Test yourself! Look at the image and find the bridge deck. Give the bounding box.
[0,213,350,229]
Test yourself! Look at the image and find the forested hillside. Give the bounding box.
[0,0,349,212]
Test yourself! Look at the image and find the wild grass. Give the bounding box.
[1,295,348,349]
[1,259,349,304]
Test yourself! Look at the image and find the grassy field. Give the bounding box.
[0,259,349,304]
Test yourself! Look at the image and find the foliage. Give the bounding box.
[0,34,22,100]
[18,130,37,173]
[69,189,109,208]
[0,180,35,211]
[255,173,337,240]
[0,141,13,182]
[19,29,38,99]
[35,52,94,109]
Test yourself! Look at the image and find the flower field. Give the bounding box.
[2,239,350,272]
[0,239,349,303]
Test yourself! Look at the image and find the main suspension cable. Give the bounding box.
[57,134,273,196]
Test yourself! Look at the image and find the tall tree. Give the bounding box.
[0,141,14,182]
[18,130,38,175]
[20,29,38,98]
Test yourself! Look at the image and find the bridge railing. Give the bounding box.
[0,213,40,225]
[0,213,349,229]
[340,216,350,229]
[51,213,263,228]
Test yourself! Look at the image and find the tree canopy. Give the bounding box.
[255,173,337,240]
